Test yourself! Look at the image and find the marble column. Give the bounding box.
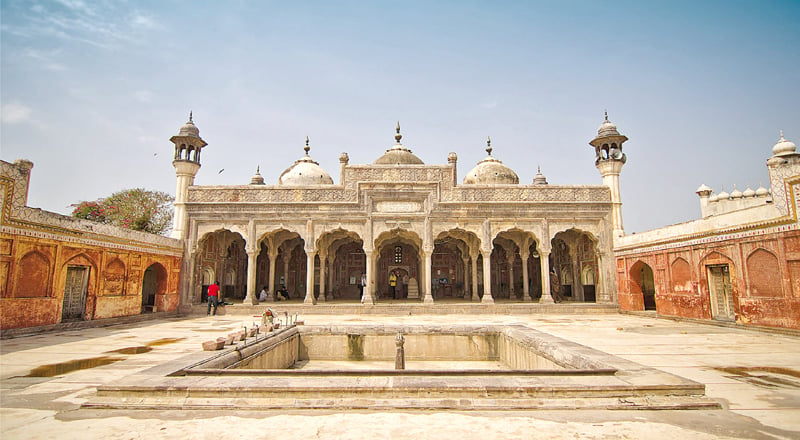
[507,255,516,299]
[318,255,327,303]
[267,250,278,301]
[521,250,531,302]
[363,250,375,304]
[244,250,259,305]
[304,251,316,304]
[471,254,480,302]
[540,249,554,304]
[328,255,336,301]
[462,255,470,299]
[481,249,494,304]
[283,257,290,291]
[423,249,434,304]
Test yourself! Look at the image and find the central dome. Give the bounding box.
[374,122,424,165]
[463,137,519,185]
[278,138,334,186]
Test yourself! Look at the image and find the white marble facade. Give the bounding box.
[170,117,626,308]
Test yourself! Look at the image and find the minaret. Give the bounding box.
[766,130,800,216]
[590,111,628,238]
[170,112,207,240]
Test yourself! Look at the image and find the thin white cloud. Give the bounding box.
[5,2,162,51]
[1,103,33,124]
[23,48,68,71]
[53,0,97,17]
[131,13,159,30]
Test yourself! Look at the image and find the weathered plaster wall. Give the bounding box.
[0,159,183,330]
[616,229,800,330]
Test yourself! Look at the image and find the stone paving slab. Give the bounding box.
[1,313,799,439]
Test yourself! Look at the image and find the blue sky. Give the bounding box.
[1,0,799,233]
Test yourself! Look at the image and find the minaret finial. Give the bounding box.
[304,136,310,154]
[604,110,608,121]
[486,136,492,156]
[395,121,402,143]
[189,111,193,123]
[780,130,785,141]
[256,165,260,173]
[537,165,541,173]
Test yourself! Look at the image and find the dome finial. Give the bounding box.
[537,165,541,173]
[395,121,402,144]
[256,165,260,173]
[486,136,493,156]
[604,110,608,121]
[188,111,193,123]
[304,136,310,154]
[780,130,785,141]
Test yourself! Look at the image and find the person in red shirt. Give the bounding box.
[207,281,220,316]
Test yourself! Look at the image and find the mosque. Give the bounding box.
[170,115,629,308]
[4,111,796,332]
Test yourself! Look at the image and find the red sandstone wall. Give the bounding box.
[616,229,800,330]
[0,298,60,328]
[0,233,182,330]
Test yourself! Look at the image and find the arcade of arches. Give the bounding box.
[190,227,601,305]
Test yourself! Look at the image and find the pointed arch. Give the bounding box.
[102,257,126,295]
[671,257,692,292]
[15,251,51,297]
[549,228,600,302]
[629,260,656,311]
[747,248,782,297]
[142,262,168,312]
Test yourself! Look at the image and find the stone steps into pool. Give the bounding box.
[84,323,720,412]
[85,390,720,411]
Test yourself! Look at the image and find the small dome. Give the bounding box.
[597,111,621,137]
[718,189,730,200]
[696,184,712,194]
[743,187,756,198]
[250,166,265,185]
[730,186,743,199]
[178,112,200,137]
[772,130,797,156]
[463,137,519,185]
[533,166,548,185]
[709,194,719,202]
[374,122,424,165]
[278,138,334,186]
[756,185,769,197]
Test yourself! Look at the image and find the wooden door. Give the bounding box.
[62,266,88,321]
[708,265,734,321]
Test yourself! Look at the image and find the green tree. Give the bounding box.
[72,188,174,235]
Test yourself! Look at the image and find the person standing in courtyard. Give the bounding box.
[550,270,561,303]
[359,273,367,302]
[207,280,221,315]
[389,271,398,299]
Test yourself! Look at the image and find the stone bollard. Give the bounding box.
[395,332,405,370]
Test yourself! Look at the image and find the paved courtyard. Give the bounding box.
[1,311,798,439]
